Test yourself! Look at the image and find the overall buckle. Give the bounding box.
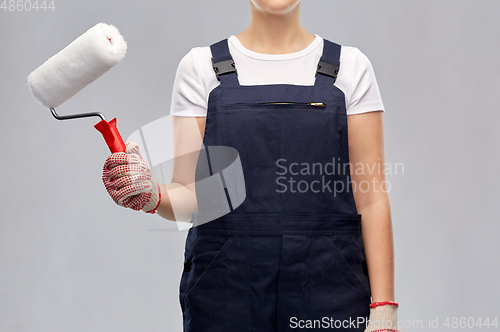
[212,58,237,81]
[316,60,339,82]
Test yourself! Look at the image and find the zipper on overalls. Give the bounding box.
[261,102,327,106]
[223,102,327,107]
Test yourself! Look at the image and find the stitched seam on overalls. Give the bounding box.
[247,235,251,331]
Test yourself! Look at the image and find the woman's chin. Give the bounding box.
[251,0,301,16]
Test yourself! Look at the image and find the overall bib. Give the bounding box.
[179,38,372,331]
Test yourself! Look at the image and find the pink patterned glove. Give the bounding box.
[365,301,401,332]
[102,141,161,214]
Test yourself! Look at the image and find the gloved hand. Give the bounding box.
[102,141,161,214]
[364,301,401,332]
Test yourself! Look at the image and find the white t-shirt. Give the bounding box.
[170,34,385,116]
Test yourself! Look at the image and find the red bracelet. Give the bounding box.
[369,301,399,309]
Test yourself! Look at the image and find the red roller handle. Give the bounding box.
[94,118,126,153]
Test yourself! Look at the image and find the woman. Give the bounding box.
[102,0,401,331]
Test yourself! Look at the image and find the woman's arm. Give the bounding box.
[156,116,207,221]
[348,110,395,303]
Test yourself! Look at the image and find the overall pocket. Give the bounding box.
[180,234,236,297]
[324,234,371,296]
[181,234,249,331]
[310,233,371,322]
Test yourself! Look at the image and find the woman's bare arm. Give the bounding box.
[156,116,207,221]
[348,111,395,302]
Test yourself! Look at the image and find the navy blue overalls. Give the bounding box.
[179,38,371,331]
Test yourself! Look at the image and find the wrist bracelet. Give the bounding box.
[369,301,399,309]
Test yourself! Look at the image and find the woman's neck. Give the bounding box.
[236,3,315,55]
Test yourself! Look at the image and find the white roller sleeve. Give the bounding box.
[27,22,127,108]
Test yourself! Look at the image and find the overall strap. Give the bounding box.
[210,39,240,86]
[315,39,341,86]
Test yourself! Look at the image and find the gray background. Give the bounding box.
[1,0,499,331]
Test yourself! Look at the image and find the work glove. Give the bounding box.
[102,141,161,214]
[364,301,401,332]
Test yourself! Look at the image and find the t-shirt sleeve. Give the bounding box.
[347,47,385,115]
[169,47,208,117]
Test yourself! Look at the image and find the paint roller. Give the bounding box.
[27,22,128,153]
